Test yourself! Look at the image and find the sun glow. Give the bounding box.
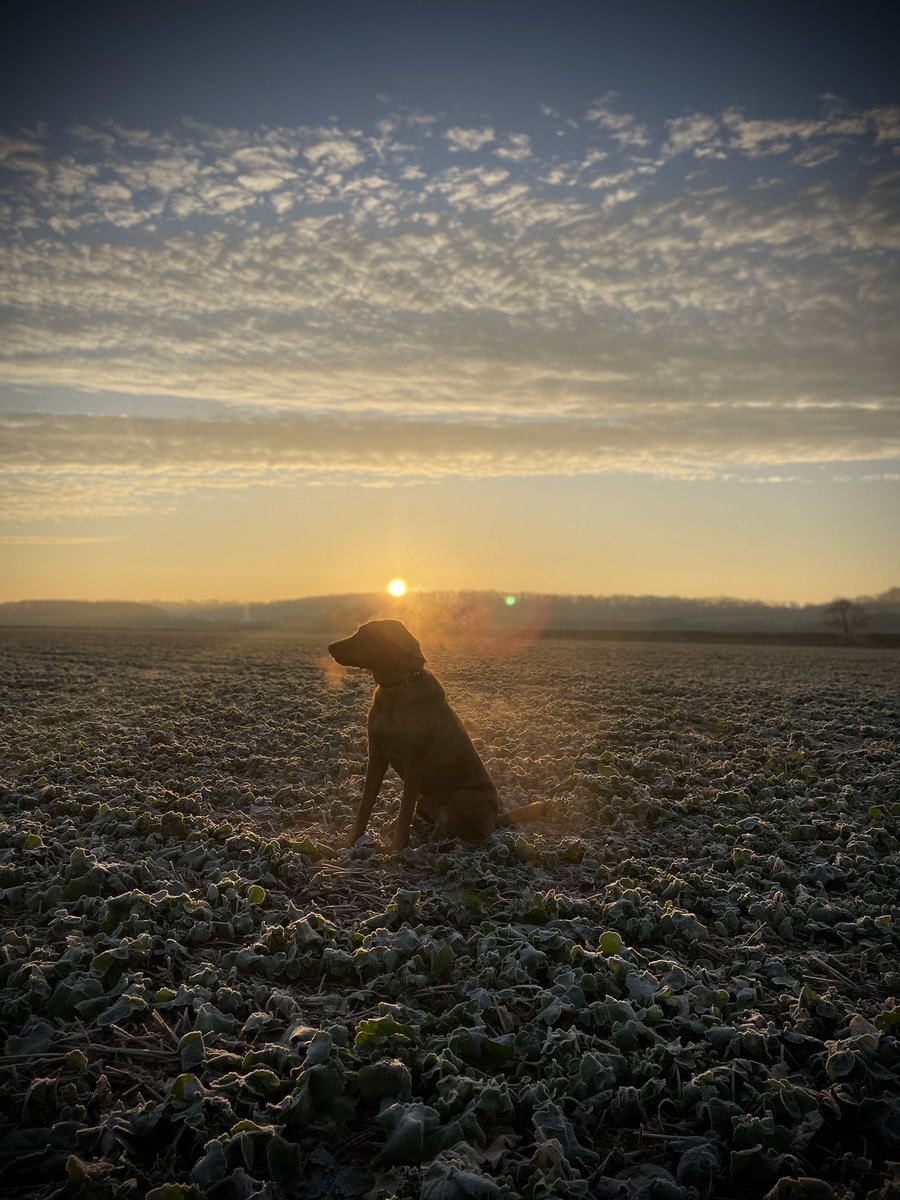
[387,578,408,597]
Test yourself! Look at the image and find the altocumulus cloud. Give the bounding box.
[2,405,898,521]
[1,95,899,518]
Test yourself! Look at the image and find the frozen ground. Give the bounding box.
[0,628,898,1200]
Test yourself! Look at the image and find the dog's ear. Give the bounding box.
[371,620,425,668]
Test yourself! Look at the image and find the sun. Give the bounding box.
[387,578,408,597]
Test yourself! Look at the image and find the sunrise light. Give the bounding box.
[387,578,408,597]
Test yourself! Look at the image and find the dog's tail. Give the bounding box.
[497,800,550,827]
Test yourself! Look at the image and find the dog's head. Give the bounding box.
[328,619,426,683]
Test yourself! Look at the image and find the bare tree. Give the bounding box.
[823,598,869,643]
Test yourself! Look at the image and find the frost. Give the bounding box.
[0,630,898,1197]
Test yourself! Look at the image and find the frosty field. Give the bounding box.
[1,628,898,1200]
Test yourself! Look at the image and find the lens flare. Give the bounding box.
[387,578,408,597]
[504,594,517,606]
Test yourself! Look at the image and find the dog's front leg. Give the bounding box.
[345,746,388,846]
[388,770,420,854]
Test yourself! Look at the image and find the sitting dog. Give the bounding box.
[328,619,545,852]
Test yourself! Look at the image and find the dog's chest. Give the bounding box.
[367,691,453,777]
[367,705,418,772]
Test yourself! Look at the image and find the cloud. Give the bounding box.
[2,403,898,519]
[303,136,365,170]
[792,145,840,169]
[444,126,495,152]
[237,171,294,193]
[1,98,899,519]
[0,133,47,174]
[585,93,650,149]
[662,113,721,159]
[585,168,637,190]
[495,133,532,162]
[871,105,900,144]
[723,109,824,157]
[720,96,882,160]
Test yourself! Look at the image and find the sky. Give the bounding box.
[1,0,899,604]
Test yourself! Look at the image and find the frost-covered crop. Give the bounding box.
[0,629,898,1198]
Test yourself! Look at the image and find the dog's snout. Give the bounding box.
[328,636,354,665]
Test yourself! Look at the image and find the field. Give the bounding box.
[1,629,898,1200]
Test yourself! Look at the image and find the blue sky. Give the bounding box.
[6,2,899,130]
[1,1,898,602]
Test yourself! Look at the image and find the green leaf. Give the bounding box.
[730,1144,783,1192]
[875,1008,900,1033]
[354,1016,414,1051]
[599,930,623,956]
[304,1062,345,1105]
[67,847,91,878]
[171,1072,204,1105]
[96,993,148,1027]
[4,1018,54,1056]
[66,1158,89,1184]
[305,1031,333,1066]
[676,1142,720,1199]
[91,945,130,975]
[230,1119,269,1134]
[286,836,336,859]
[357,1059,413,1102]
[266,1134,303,1186]
[189,1140,228,1189]
[375,1102,440,1165]
[421,1160,502,1199]
[242,1068,284,1096]
[797,984,822,1011]
[179,1030,205,1071]
[825,1047,860,1081]
[145,1186,197,1200]
[429,941,455,980]
[763,1178,836,1200]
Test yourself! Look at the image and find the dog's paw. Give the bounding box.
[342,830,373,853]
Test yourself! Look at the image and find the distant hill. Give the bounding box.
[0,600,171,627]
[3,589,898,639]
[161,588,900,636]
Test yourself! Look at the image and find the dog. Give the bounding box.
[328,619,545,852]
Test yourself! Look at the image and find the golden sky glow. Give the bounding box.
[2,472,897,605]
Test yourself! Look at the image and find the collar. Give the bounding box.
[378,668,425,689]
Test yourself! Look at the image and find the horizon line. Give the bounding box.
[2,586,896,609]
